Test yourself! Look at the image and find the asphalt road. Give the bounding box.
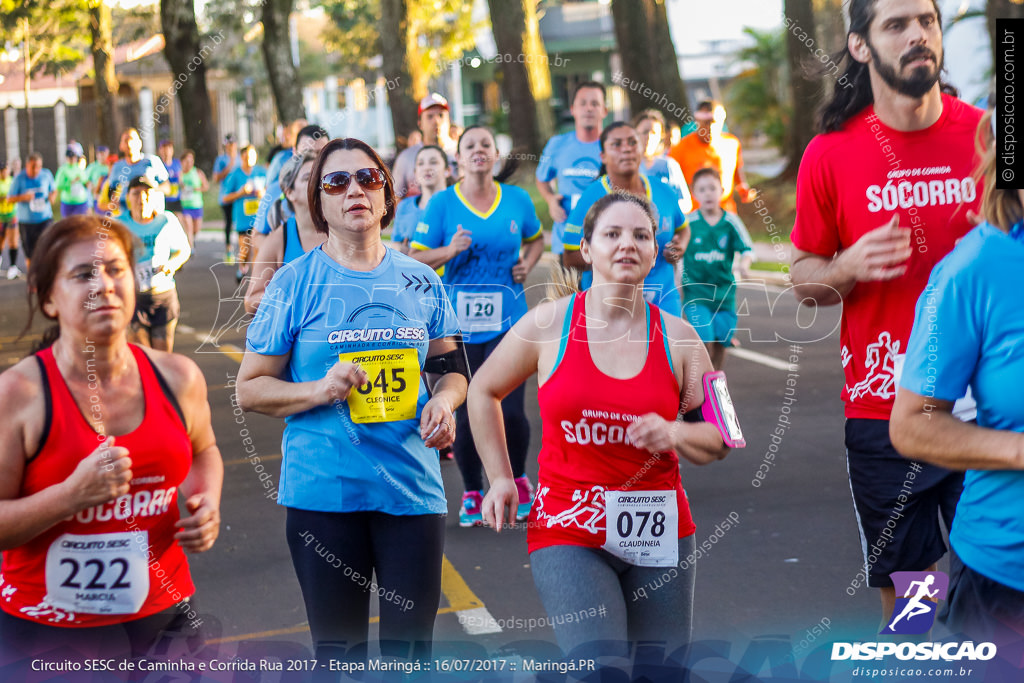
[0,232,975,682]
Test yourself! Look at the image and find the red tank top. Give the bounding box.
[528,291,696,553]
[0,344,194,627]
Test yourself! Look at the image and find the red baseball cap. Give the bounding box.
[418,93,450,115]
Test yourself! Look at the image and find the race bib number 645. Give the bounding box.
[339,348,420,423]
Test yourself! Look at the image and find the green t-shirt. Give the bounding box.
[180,168,204,210]
[86,161,109,188]
[55,162,91,205]
[681,209,753,310]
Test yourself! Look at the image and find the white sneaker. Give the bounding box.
[6,265,21,280]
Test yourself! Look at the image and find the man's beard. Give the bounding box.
[868,43,942,98]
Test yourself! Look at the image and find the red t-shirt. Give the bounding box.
[1,345,194,627]
[791,94,983,419]
[528,292,696,554]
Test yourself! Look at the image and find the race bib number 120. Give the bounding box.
[340,348,420,423]
[45,531,150,615]
[602,490,678,567]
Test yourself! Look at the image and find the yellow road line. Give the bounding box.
[224,453,282,467]
[206,608,461,645]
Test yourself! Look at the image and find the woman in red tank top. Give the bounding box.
[0,216,223,660]
[468,193,736,664]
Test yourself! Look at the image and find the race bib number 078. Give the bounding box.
[602,490,678,567]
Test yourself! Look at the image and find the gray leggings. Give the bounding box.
[530,534,696,659]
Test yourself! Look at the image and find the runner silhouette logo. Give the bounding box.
[881,571,949,635]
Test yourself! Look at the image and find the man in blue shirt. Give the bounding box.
[106,128,169,212]
[7,152,56,267]
[214,134,241,261]
[535,81,607,260]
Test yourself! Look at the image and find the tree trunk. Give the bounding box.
[485,0,552,154]
[379,0,419,152]
[89,1,122,149]
[781,0,822,180]
[22,18,33,155]
[261,0,305,124]
[813,0,846,56]
[159,0,219,175]
[988,0,1024,70]
[609,0,691,124]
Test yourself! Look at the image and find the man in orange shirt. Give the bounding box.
[670,100,755,212]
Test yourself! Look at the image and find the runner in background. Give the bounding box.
[470,192,734,661]
[119,176,191,352]
[244,151,324,314]
[789,0,982,628]
[391,145,451,254]
[536,81,606,262]
[178,149,209,248]
[158,140,183,214]
[669,101,755,213]
[221,145,267,282]
[213,134,240,263]
[55,143,91,218]
[7,152,56,269]
[85,145,110,210]
[391,93,458,200]
[411,125,545,527]
[106,128,169,215]
[252,124,329,257]
[634,109,688,199]
[0,161,22,279]
[0,215,221,660]
[266,118,308,186]
[563,122,690,317]
[681,167,753,370]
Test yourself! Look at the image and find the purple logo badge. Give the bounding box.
[881,571,949,635]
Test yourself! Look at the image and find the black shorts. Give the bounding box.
[165,198,183,212]
[18,220,50,261]
[1,218,15,232]
[134,288,180,333]
[845,418,963,588]
[946,561,1024,642]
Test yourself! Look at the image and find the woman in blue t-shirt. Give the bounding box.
[562,122,691,317]
[238,138,467,662]
[391,145,451,254]
[410,125,545,527]
[891,109,1024,642]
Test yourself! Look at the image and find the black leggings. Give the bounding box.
[221,203,233,246]
[454,333,530,491]
[285,507,445,663]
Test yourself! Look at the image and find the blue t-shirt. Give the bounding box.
[282,215,308,264]
[164,158,183,201]
[117,211,190,294]
[901,222,1024,592]
[11,170,56,223]
[213,153,241,201]
[223,166,268,232]
[410,183,543,344]
[641,156,691,208]
[267,148,293,187]
[392,195,426,244]
[107,156,169,207]
[535,132,602,253]
[254,180,287,236]
[563,175,688,316]
[245,246,461,514]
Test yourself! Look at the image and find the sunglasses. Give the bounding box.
[320,168,387,194]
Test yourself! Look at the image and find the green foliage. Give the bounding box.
[726,26,790,151]
[321,0,483,83]
[112,2,162,44]
[0,0,89,78]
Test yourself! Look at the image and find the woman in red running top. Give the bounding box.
[469,192,734,661]
[0,215,223,661]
